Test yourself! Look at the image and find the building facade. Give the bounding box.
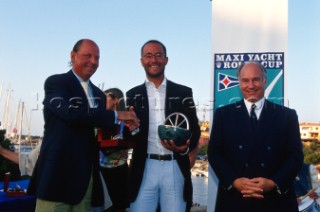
[300,122,320,142]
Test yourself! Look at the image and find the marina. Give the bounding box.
[192,175,208,209]
[191,159,209,211]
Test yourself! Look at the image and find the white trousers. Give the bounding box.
[130,158,186,212]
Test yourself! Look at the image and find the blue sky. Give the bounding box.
[0,0,319,136]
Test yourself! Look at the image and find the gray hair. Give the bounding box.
[236,61,267,80]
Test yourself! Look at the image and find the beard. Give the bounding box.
[145,67,165,79]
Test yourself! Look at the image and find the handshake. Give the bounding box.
[98,106,139,148]
[116,106,140,134]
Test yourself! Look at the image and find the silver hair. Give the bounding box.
[236,61,267,80]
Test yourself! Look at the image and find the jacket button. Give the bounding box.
[261,163,265,167]
[239,145,243,150]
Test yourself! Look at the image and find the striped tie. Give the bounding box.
[250,104,257,129]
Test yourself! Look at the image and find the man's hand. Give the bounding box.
[297,197,302,204]
[233,178,264,199]
[237,177,276,199]
[308,191,319,200]
[297,190,319,205]
[117,106,140,131]
[161,139,190,154]
[248,177,276,192]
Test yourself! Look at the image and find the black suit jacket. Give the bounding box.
[208,99,303,212]
[32,70,116,206]
[126,80,201,205]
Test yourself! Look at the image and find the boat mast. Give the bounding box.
[18,102,24,150]
[3,88,11,136]
[13,99,21,141]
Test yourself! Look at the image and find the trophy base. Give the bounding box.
[99,139,135,149]
[97,128,135,149]
[6,189,26,197]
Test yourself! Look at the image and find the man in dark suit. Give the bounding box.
[208,61,303,212]
[126,40,200,212]
[33,39,139,211]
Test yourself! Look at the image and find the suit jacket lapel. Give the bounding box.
[258,100,277,141]
[139,83,149,129]
[165,80,173,117]
[245,100,277,160]
[234,100,255,143]
[88,81,105,109]
[66,70,102,108]
[66,70,89,101]
[165,80,186,117]
[65,70,88,101]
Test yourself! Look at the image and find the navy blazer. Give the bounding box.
[208,99,303,212]
[33,71,116,206]
[126,80,201,205]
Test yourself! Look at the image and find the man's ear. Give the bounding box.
[70,51,76,64]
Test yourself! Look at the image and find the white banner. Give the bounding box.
[208,1,288,211]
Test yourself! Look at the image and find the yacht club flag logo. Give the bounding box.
[218,73,239,91]
[214,52,285,109]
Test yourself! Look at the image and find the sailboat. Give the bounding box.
[0,84,39,154]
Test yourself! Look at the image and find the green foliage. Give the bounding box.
[0,129,22,181]
[303,142,320,165]
[308,142,318,152]
[199,143,208,155]
[305,154,320,165]
[0,130,14,172]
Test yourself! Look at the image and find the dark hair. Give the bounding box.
[236,61,267,80]
[72,39,85,53]
[104,88,125,111]
[141,40,167,57]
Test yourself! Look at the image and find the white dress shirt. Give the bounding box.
[19,141,41,176]
[244,97,265,120]
[72,70,118,121]
[145,78,173,155]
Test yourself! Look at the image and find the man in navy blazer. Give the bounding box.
[208,61,303,212]
[32,39,139,211]
[126,40,200,212]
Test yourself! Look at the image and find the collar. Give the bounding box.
[145,77,167,90]
[72,69,89,83]
[244,97,265,111]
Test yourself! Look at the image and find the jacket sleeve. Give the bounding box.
[43,74,115,128]
[183,88,200,153]
[207,107,238,190]
[270,109,304,193]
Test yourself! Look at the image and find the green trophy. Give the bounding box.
[158,112,192,146]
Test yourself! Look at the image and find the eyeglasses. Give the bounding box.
[143,53,166,60]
